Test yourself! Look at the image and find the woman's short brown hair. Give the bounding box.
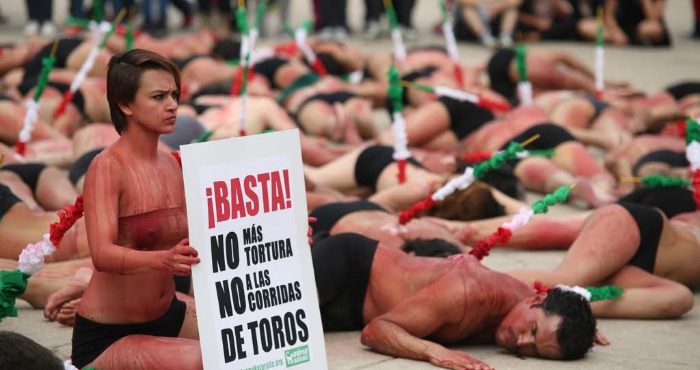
[427,180,506,221]
[106,49,181,134]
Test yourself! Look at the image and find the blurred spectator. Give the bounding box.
[24,0,56,38]
[364,0,418,40]
[694,0,700,38]
[577,0,671,47]
[198,0,233,35]
[453,0,522,47]
[313,0,349,41]
[517,0,578,41]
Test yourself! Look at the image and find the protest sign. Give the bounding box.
[181,130,327,369]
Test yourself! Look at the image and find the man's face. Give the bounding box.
[495,294,563,359]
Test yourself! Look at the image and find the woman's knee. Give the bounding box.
[637,20,664,42]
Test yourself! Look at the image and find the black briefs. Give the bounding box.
[309,200,387,238]
[159,116,207,149]
[581,94,611,121]
[487,48,517,103]
[23,38,83,77]
[254,57,289,89]
[17,80,87,122]
[0,183,22,222]
[312,233,378,331]
[173,275,192,294]
[616,202,663,273]
[501,123,576,151]
[402,66,438,83]
[438,96,495,140]
[295,91,358,120]
[69,148,104,185]
[632,150,688,177]
[618,187,694,219]
[354,145,422,191]
[71,297,187,368]
[666,81,700,100]
[172,54,207,71]
[314,52,348,77]
[0,163,47,193]
[190,81,232,101]
[0,94,16,103]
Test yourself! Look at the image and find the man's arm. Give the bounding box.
[361,279,493,370]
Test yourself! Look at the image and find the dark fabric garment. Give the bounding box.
[618,187,694,219]
[0,94,16,102]
[616,202,663,273]
[173,275,191,294]
[438,96,495,140]
[313,0,348,29]
[309,200,387,237]
[22,38,83,79]
[312,233,378,331]
[0,163,47,193]
[71,297,187,368]
[0,184,22,222]
[172,54,207,71]
[453,6,504,39]
[354,145,422,191]
[69,148,104,185]
[487,48,517,103]
[26,0,53,22]
[501,123,576,151]
[632,150,688,177]
[314,52,348,77]
[665,81,700,100]
[581,93,611,120]
[294,91,358,120]
[616,1,671,46]
[254,57,289,90]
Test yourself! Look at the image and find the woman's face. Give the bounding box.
[123,69,179,135]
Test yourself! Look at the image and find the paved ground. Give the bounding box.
[2,1,700,369]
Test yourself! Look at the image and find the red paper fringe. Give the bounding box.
[692,169,700,210]
[274,42,298,58]
[461,151,492,163]
[171,150,182,167]
[476,98,512,112]
[399,196,436,225]
[469,227,512,260]
[54,90,75,119]
[533,281,550,293]
[396,158,407,183]
[49,195,84,248]
[453,63,464,89]
[311,59,327,77]
[15,141,26,156]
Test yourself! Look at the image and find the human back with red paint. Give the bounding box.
[71,49,203,369]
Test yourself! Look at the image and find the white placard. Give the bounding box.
[181,130,327,370]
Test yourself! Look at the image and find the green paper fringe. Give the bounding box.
[587,285,624,302]
[532,185,571,214]
[0,270,30,322]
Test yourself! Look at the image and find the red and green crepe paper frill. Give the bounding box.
[387,65,409,182]
[468,184,571,260]
[685,118,700,208]
[533,282,623,302]
[17,53,56,155]
[0,196,84,322]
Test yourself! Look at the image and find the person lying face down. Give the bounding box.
[311,233,597,369]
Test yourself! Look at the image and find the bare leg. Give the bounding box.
[509,204,646,286]
[90,336,203,370]
[35,166,80,211]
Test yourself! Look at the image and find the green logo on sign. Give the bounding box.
[284,345,310,367]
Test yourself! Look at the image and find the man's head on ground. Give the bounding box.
[495,288,596,360]
[0,331,63,370]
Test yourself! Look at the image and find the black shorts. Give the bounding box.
[309,200,387,238]
[618,187,694,219]
[487,48,517,103]
[354,145,422,191]
[71,297,187,368]
[0,184,22,222]
[632,150,688,177]
[0,163,47,193]
[666,81,700,100]
[254,57,289,89]
[438,96,494,140]
[501,123,576,151]
[616,202,663,273]
[69,148,104,185]
[312,233,378,331]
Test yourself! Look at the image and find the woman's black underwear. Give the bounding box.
[438,96,494,140]
[487,48,517,103]
[501,123,576,151]
[254,57,289,89]
[618,187,694,219]
[69,148,104,185]
[172,54,207,71]
[23,38,83,77]
[665,81,700,100]
[312,233,378,331]
[616,202,663,273]
[309,200,387,238]
[295,91,358,119]
[0,163,47,193]
[0,183,22,222]
[354,145,422,191]
[314,52,348,77]
[632,150,688,177]
[581,94,611,121]
[71,297,187,368]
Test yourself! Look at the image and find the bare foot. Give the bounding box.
[573,178,618,208]
[56,298,80,327]
[44,267,92,321]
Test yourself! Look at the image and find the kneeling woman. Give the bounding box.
[71,49,202,369]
